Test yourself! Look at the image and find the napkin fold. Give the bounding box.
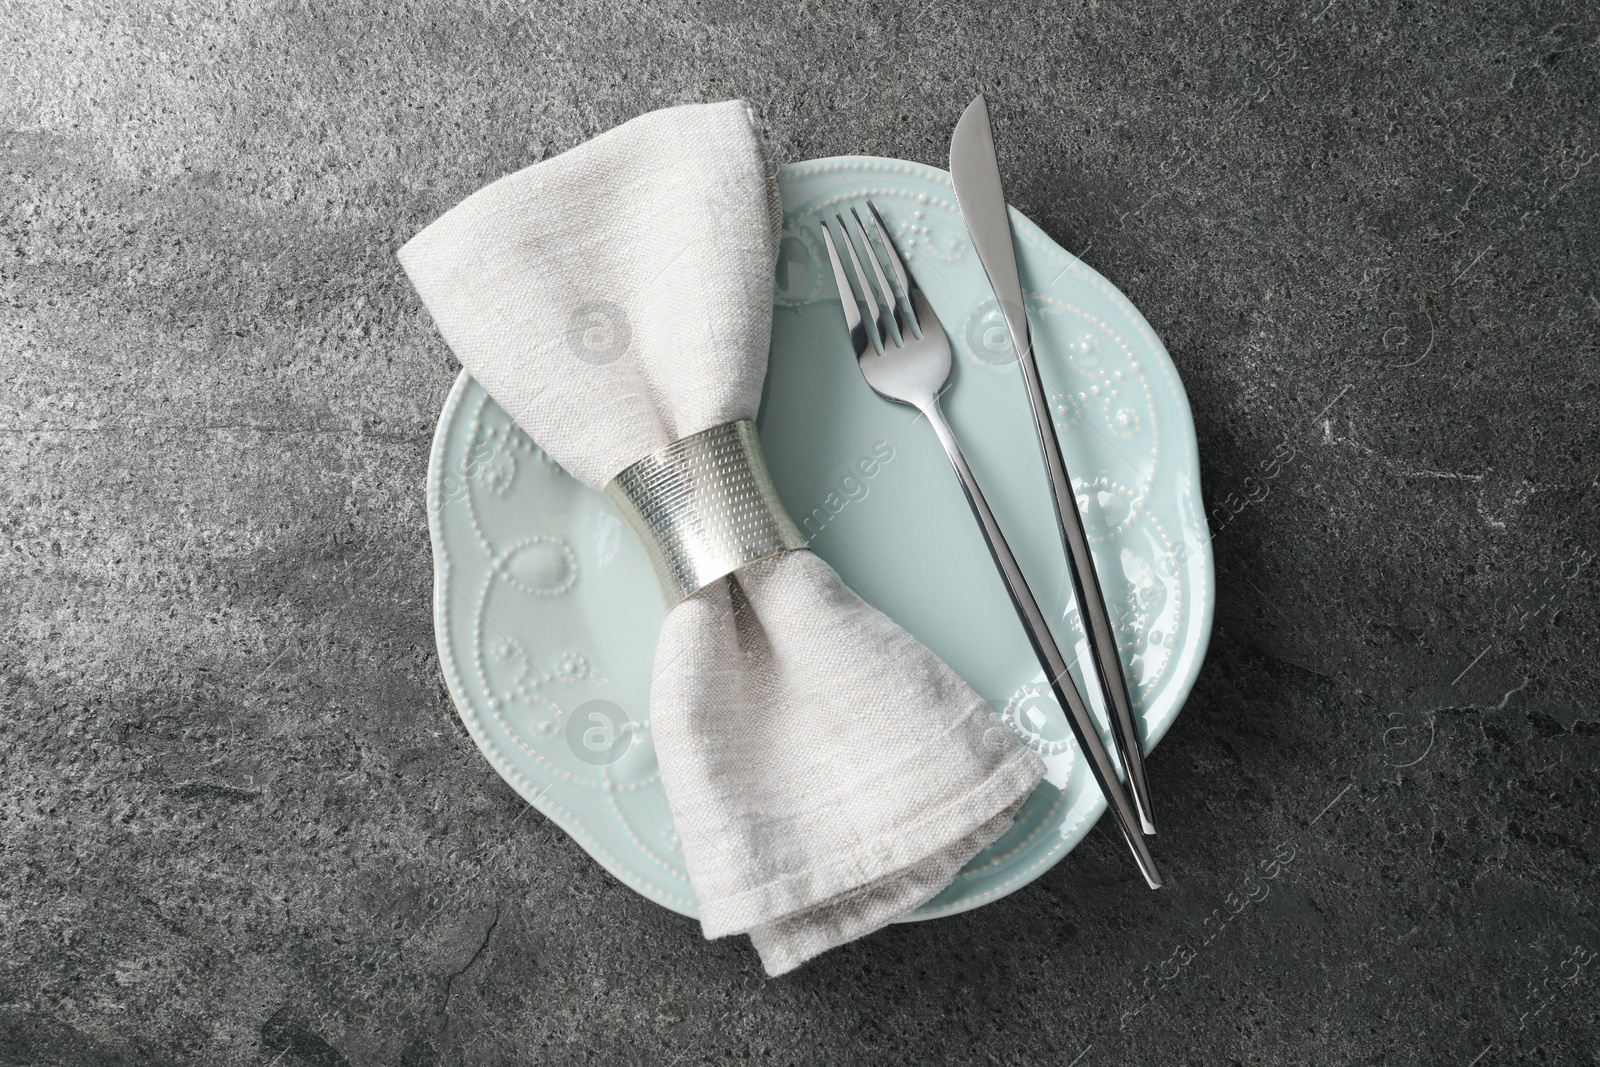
[400,100,1044,975]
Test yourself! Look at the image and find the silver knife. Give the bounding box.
[949,93,1158,836]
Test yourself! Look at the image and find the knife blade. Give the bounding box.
[949,93,1159,836]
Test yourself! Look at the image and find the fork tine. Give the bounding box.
[820,220,871,357]
[862,200,922,337]
[834,213,887,351]
[847,207,904,344]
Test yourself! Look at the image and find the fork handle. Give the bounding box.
[921,400,1161,889]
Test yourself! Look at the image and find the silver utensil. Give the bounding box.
[950,93,1158,836]
[819,201,1162,889]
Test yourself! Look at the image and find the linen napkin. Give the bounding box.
[399,100,1045,975]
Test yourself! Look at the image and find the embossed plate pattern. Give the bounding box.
[427,156,1214,921]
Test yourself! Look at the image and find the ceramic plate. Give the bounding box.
[426,156,1213,920]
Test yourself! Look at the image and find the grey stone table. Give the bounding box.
[4,2,1597,1064]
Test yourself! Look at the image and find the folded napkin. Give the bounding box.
[400,100,1044,975]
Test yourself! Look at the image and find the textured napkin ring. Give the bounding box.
[604,420,808,606]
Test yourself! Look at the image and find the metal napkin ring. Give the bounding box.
[603,420,807,606]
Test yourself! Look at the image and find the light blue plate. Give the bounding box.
[427,156,1213,921]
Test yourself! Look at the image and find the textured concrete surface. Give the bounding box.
[3,1,1598,1064]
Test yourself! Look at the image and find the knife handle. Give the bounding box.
[1012,334,1158,836]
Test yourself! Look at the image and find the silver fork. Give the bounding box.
[820,201,1162,889]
